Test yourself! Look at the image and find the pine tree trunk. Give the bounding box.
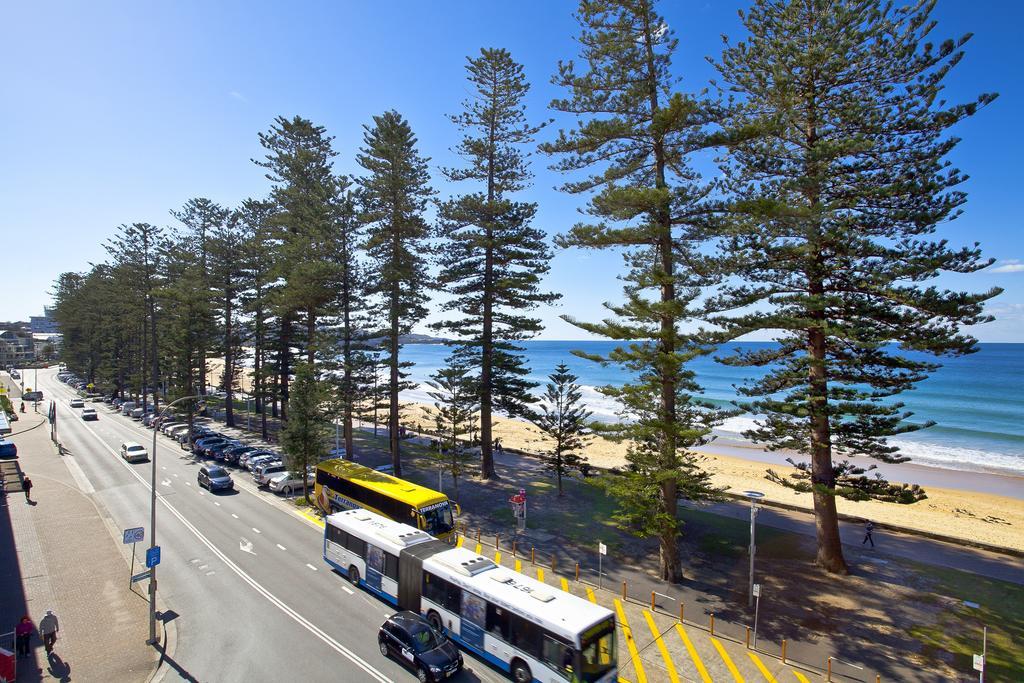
[280,316,291,423]
[660,479,682,582]
[342,302,354,461]
[224,293,234,428]
[389,311,401,476]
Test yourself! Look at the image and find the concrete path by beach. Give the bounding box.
[0,393,158,682]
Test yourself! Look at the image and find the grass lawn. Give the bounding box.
[679,507,805,560]
[905,561,1023,681]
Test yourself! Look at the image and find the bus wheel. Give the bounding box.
[348,565,360,585]
[426,610,443,631]
[511,659,531,683]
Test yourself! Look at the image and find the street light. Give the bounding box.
[743,490,765,608]
[147,394,202,645]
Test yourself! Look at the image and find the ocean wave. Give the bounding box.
[887,438,1024,476]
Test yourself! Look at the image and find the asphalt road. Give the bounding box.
[37,368,506,683]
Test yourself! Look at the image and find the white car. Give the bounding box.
[268,468,315,496]
[120,442,149,463]
[69,398,84,408]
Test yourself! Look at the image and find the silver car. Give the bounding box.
[268,468,315,496]
[253,461,286,486]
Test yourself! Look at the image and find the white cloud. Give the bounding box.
[228,90,248,103]
[990,259,1024,273]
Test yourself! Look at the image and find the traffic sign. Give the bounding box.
[753,583,762,598]
[123,527,145,544]
[973,654,984,672]
[131,570,152,583]
[598,542,607,556]
[146,546,161,568]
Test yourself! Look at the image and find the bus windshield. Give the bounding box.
[578,619,616,681]
[420,502,454,536]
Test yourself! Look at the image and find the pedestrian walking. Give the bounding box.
[15,615,33,658]
[39,610,59,654]
[862,520,875,548]
[23,476,33,504]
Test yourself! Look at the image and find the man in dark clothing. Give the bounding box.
[23,476,33,504]
[862,520,875,547]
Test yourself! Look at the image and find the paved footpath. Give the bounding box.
[0,398,158,682]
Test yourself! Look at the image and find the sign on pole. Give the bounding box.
[598,542,607,556]
[131,570,152,584]
[146,546,161,568]
[753,583,761,597]
[973,654,984,672]
[123,527,145,544]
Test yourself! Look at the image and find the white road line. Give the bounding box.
[173,473,179,478]
[185,482,192,486]
[276,544,287,551]
[341,585,354,595]
[232,513,239,519]
[253,527,261,534]
[206,571,215,576]
[63,450,96,494]
[68,415,390,682]
[198,564,208,570]
[214,502,221,507]
[162,466,167,470]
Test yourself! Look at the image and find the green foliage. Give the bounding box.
[543,0,729,582]
[434,48,557,481]
[766,459,927,504]
[425,358,479,501]
[357,110,435,476]
[280,362,330,502]
[529,364,592,495]
[712,0,1000,572]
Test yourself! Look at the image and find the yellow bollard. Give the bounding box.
[710,613,715,636]
[651,591,656,611]
[781,639,787,664]
[827,657,832,682]
[575,562,580,581]
[622,580,627,600]
[745,625,751,649]
[476,528,481,543]
[876,676,880,683]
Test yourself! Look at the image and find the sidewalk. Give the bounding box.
[0,406,158,681]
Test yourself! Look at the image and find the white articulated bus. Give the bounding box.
[324,509,617,683]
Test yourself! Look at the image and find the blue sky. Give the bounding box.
[2,1,1021,340]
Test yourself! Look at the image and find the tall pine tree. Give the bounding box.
[542,0,730,582]
[531,364,592,496]
[357,111,434,476]
[434,48,558,480]
[713,0,1000,573]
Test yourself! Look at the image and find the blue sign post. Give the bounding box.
[146,546,161,568]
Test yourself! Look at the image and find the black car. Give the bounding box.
[208,440,240,461]
[378,611,462,682]
[222,444,258,465]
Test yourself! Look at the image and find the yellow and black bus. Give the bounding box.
[314,459,458,541]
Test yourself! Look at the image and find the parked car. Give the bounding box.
[130,407,147,419]
[253,461,287,486]
[23,391,43,402]
[120,442,149,463]
[81,408,98,421]
[160,421,185,436]
[0,438,17,459]
[120,401,137,415]
[222,445,258,466]
[244,453,279,472]
[208,441,240,461]
[195,437,232,457]
[238,449,275,469]
[377,611,462,683]
[178,427,214,446]
[197,465,234,491]
[69,397,84,408]
[268,468,315,496]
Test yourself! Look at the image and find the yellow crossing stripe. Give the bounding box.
[560,577,569,592]
[711,637,745,682]
[494,551,502,564]
[613,599,647,683]
[515,559,522,573]
[475,542,482,555]
[456,535,464,548]
[537,568,545,583]
[641,610,680,683]
[748,652,779,683]
[792,671,811,683]
[674,624,712,683]
[586,587,597,604]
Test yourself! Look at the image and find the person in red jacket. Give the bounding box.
[15,615,34,657]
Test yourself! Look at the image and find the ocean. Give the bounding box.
[399,341,1024,477]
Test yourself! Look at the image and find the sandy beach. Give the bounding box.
[395,401,1024,553]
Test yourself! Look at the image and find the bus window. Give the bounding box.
[419,502,454,537]
[486,604,510,641]
[541,635,571,676]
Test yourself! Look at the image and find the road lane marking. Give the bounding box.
[240,538,256,555]
[306,563,318,571]
[198,564,208,570]
[711,637,745,682]
[162,466,166,470]
[214,502,221,506]
[232,513,239,519]
[185,482,191,486]
[586,587,597,603]
[253,528,261,534]
[57,387,393,682]
[792,672,811,683]
[748,652,778,683]
[342,585,354,595]
[206,571,215,576]
[173,473,178,477]
[277,544,287,551]
[642,610,680,683]
[614,599,647,683]
[675,624,712,683]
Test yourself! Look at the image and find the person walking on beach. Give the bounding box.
[39,610,59,654]
[22,476,33,504]
[862,520,875,548]
[15,615,33,658]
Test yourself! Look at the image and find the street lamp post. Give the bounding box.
[743,490,765,608]
[148,394,202,645]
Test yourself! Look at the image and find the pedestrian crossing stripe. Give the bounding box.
[560,577,569,592]
[642,610,680,683]
[792,671,811,683]
[748,652,779,683]
[586,587,597,603]
[614,599,647,683]
[711,637,745,682]
[674,623,712,683]
[494,551,502,564]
